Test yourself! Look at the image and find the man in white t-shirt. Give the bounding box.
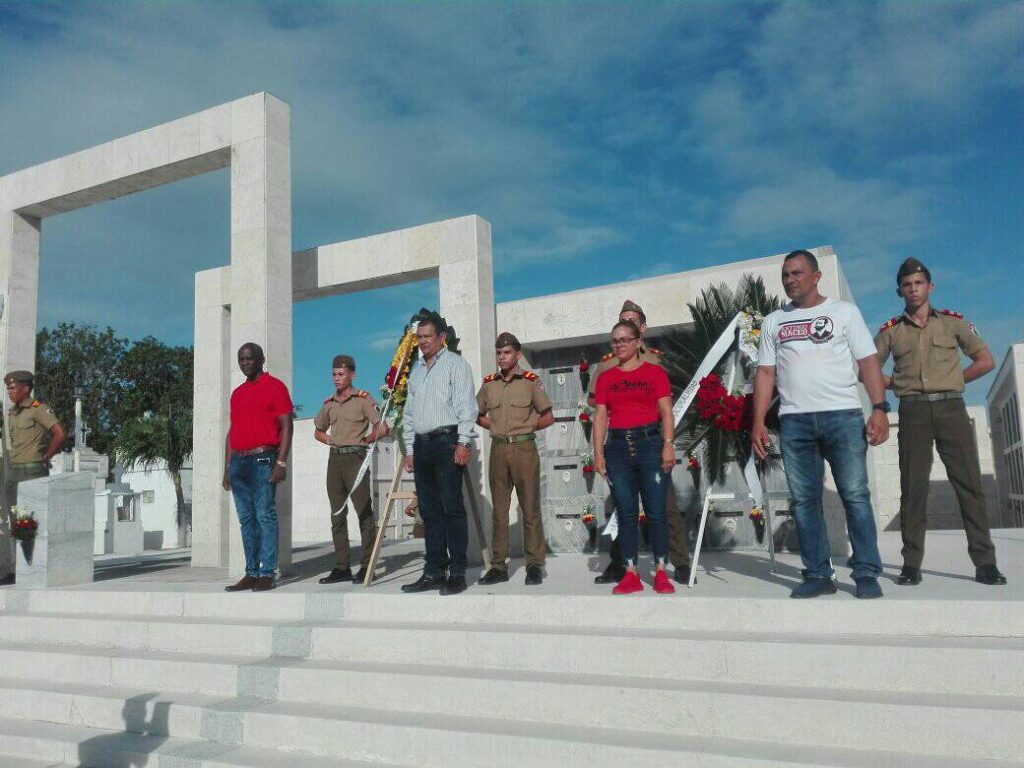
[752,250,890,599]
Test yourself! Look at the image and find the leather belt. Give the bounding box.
[900,392,962,403]
[330,445,367,455]
[608,422,661,439]
[231,445,277,456]
[492,433,536,444]
[416,426,458,439]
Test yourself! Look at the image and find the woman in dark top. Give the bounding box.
[593,320,677,594]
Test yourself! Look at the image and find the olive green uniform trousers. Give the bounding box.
[898,398,996,568]
[326,451,376,571]
[489,441,545,573]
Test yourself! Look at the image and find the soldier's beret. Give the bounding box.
[494,332,521,350]
[620,299,644,316]
[896,257,930,284]
[332,354,356,371]
[3,370,33,386]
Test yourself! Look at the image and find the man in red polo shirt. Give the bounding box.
[222,343,294,592]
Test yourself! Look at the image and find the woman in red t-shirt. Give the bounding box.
[594,320,677,594]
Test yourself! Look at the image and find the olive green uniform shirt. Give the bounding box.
[476,366,553,437]
[587,343,665,399]
[7,398,60,464]
[313,390,381,447]
[874,309,987,397]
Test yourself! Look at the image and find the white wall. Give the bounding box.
[118,461,193,550]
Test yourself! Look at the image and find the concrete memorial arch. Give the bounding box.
[192,216,496,574]
[0,93,495,576]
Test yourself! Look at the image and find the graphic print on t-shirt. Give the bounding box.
[606,378,654,396]
[777,315,835,344]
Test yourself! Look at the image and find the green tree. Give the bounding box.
[111,410,193,547]
[116,336,194,425]
[34,323,129,455]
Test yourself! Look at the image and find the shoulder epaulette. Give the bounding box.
[939,309,964,319]
[601,352,615,362]
[323,395,334,404]
[878,316,902,332]
[483,373,498,383]
[30,400,41,408]
[648,347,663,355]
[356,390,368,398]
[523,371,538,381]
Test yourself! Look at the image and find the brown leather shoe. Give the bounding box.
[252,576,276,592]
[225,575,258,592]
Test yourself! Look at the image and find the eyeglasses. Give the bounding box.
[610,336,639,347]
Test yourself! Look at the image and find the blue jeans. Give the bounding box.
[605,424,669,566]
[780,409,882,580]
[229,450,279,578]
[413,431,468,578]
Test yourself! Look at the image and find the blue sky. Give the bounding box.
[1,1,1022,411]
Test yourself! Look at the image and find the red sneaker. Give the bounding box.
[654,570,676,594]
[612,570,644,595]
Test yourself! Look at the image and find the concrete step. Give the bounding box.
[0,690,1019,768]
[0,715,414,767]
[0,665,1020,761]
[5,588,1024,637]
[305,620,1024,697]
[2,610,1022,697]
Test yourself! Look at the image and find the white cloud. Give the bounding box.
[0,1,1021,350]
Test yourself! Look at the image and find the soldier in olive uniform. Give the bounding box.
[4,370,66,507]
[313,355,389,584]
[588,301,692,585]
[875,258,1005,586]
[476,333,555,586]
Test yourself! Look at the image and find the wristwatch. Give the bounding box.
[871,401,891,413]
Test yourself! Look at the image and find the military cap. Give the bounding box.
[620,299,644,316]
[494,332,521,350]
[3,370,33,386]
[896,257,930,284]
[332,354,356,371]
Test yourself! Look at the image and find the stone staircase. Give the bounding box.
[0,587,1021,767]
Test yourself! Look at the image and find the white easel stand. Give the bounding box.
[687,489,791,589]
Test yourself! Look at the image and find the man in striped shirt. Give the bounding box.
[400,315,479,595]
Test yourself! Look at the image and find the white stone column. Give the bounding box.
[439,216,496,566]
[228,93,293,576]
[190,268,232,568]
[0,210,42,576]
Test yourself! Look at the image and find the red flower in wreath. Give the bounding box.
[687,456,700,470]
[578,359,589,373]
[578,412,590,423]
[582,464,595,474]
[385,365,398,390]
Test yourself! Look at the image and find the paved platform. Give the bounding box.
[78,528,1023,602]
[0,529,1020,766]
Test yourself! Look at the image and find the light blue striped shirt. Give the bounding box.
[402,348,479,454]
